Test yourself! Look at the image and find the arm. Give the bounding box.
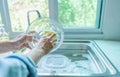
[26,33,55,64]
[0,54,37,77]
[0,33,35,53]
[0,41,15,53]
[0,33,55,77]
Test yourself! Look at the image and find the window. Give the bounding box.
[0,2,2,24]
[58,0,100,28]
[1,0,103,38]
[8,0,49,32]
[49,0,103,34]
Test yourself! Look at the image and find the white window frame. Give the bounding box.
[0,0,106,39]
[0,0,23,38]
[0,4,2,24]
[49,0,103,34]
[49,0,105,39]
[0,0,12,35]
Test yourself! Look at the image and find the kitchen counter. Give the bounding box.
[94,40,120,72]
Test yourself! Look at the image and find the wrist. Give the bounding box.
[33,48,46,55]
[27,48,46,64]
[10,40,20,50]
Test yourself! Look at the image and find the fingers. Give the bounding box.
[27,30,36,34]
[26,36,32,41]
[48,33,56,41]
[49,33,56,43]
[44,33,56,39]
[13,30,36,41]
[24,43,32,49]
[26,35,38,42]
[48,34,57,48]
[51,39,57,43]
[43,33,56,46]
[17,43,32,50]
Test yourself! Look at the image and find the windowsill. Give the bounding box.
[94,40,120,72]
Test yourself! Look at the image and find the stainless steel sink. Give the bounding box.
[37,41,120,77]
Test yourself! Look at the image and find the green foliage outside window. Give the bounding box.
[58,0,97,27]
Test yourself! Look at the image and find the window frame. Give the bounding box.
[0,0,12,35]
[0,14,1,24]
[1,0,105,39]
[49,0,103,33]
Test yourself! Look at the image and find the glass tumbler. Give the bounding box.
[26,18,64,53]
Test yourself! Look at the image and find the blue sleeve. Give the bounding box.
[0,53,38,77]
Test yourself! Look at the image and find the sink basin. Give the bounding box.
[37,41,120,77]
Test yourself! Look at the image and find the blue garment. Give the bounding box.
[0,54,38,77]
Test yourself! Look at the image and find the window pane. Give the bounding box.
[8,0,49,32]
[58,0,100,28]
[0,13,2,24]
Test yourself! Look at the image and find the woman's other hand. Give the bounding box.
[36,33,56,54]
[12,31,37,50]
[27,33,56,64]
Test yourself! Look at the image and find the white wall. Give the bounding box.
[103,0,120,40]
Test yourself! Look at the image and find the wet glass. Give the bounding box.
[27,18,64,53]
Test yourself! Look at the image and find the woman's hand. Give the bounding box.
[36,33,56,54]
[0,31,37,53]
[12,31,37,50]
[26,33,56,64]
